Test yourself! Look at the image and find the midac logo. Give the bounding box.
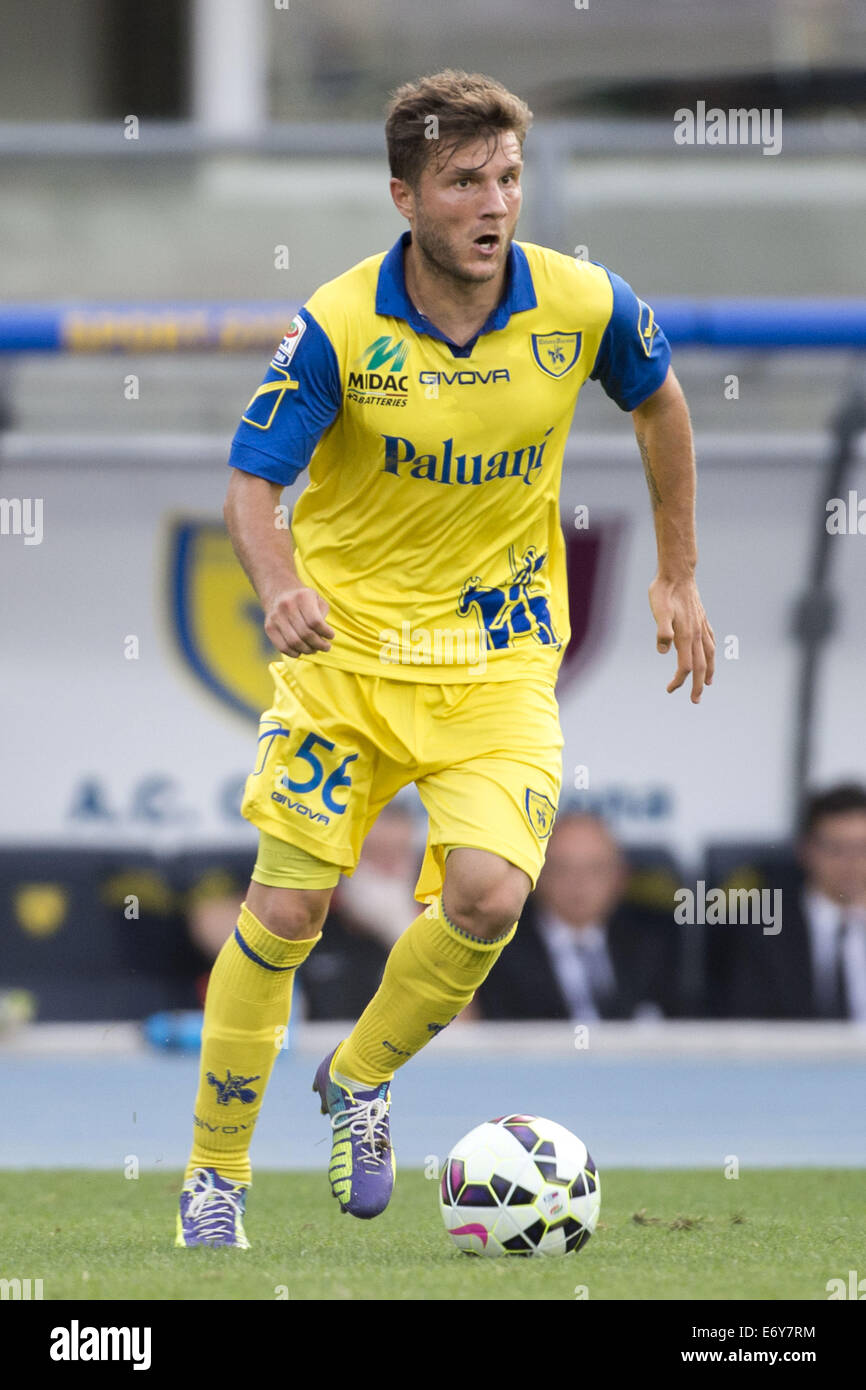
[356,335,409,372]
[347,336,410,404]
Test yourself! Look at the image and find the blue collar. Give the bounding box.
[375,229,537,356]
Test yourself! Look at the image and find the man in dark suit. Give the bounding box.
[478,812,682,1020]
[299,802,421,1019]
[719,784,866,1019]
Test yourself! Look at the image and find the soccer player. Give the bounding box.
[177,70,714,1247]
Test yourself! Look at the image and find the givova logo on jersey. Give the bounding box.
[419,368,510,397]
[347,335,410,405]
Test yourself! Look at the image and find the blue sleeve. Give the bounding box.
[227,307,341,486]
[589,265,671,412]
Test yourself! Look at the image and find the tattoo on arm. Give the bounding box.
[636,430,662,510]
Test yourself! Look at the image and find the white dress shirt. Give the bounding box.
[536,909,617,1020]
[804,890,866,1021]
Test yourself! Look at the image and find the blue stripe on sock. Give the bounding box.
[439,896,513,945]
[233,925,296,972]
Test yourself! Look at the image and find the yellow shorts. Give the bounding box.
[241,659,563,902]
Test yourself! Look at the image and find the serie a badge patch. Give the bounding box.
[270,314,307,369]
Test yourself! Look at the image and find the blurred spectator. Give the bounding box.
[720,784,866,1020]
[301,802,424,1018]
[478,812,682,1021]
[0,848,205,1022]
[184,863,248,1006]
[184,801,425,1019]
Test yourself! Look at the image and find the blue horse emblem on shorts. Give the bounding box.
[457,546,561,651]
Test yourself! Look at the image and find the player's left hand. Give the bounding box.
[649,574,715,703]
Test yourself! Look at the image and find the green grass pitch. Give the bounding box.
[2,1169,862,1301]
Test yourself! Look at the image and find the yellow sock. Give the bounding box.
[184,902,320,1185]
[333,894,516,1089]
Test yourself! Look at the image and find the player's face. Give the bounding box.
[409,131,523,285]
[801,811,866,905]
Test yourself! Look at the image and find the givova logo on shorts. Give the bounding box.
[253,721,357,826]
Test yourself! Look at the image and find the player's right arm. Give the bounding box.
[223,307,342,658]
[224,470,334,657]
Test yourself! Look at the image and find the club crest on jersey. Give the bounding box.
[531,332,581,378]
[270,314,306,369]
[637,300,659,357]
[524,789,557,840]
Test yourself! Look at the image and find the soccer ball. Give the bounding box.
[439,1114,600,1258]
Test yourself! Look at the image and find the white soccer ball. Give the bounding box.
[439,1114,600,1258]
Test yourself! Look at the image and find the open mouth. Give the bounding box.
[473,233,500,253]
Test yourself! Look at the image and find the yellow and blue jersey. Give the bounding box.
[228,230,670,684]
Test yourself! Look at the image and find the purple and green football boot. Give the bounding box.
[312,1047,395,1219]
[175,1167,250,1249]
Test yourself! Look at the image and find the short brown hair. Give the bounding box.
[385,70,533,189]
[801,783,866,836]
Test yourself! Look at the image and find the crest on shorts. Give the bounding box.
[531,332,581,378]
[525,789,557,840]
[168,519,276,722]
